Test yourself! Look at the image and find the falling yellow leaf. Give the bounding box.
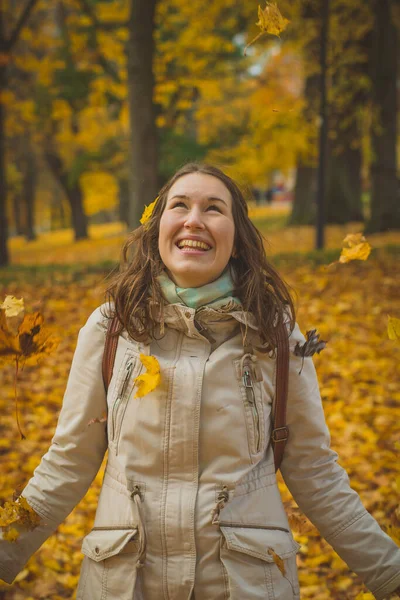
[0,299,60,438]
[387,315,400,342]
[256,2,290,36]
[134,354,161,398]
[245,3,290,55]
[0,306,60,366]
[0,296,25,349]
[1,295,24,317]
[140,196,159,227]
[339,233,371,264]
[267,547,286,576]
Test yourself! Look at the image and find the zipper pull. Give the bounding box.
[243,367,254,395]
[118,360,133,399]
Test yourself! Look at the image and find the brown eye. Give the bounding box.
[207,204,222,212]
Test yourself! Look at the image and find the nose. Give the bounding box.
[184,207,206,230]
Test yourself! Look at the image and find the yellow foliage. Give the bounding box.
[387,316,400,342]
[0,309,60,366]
[80,172,119,216]
[1,230,400,597]
[339,233,372,264]
[134,354,161,399]
[0,497,41,542]
[0,299,60,438]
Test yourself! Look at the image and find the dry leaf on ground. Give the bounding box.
[387,315,400,342]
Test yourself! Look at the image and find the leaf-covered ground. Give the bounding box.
[0,222,399,599]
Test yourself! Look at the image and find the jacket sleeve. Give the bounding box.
[0,307,108,584]
[280,323,400,600]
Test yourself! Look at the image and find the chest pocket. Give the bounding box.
[108,351,143,451]
[234,354,267,460]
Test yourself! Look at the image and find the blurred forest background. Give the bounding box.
[0,1,400,599]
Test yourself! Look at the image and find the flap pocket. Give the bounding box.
[81,528,139,562]
[220,526,300,562]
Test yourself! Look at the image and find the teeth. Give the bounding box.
[177,239,211,250]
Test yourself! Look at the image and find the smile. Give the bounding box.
[176,239,212,251]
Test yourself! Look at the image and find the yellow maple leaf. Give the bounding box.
[387,315,400,342]
[0,305,60,366]
[140,196,159,227]
[134,354,161,398]
[0,299,60,438]
[257,2,290,36]
[267,547,286,576]
[245,3,290,55]
[339,233,371,264]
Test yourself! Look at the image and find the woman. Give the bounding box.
[1,163,399,599]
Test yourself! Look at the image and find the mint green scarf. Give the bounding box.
[157,268,242,310]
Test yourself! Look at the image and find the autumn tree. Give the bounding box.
[367,0,399,232]
[77,0,158,230]
[0,0,39,267]
[22,0,128,240]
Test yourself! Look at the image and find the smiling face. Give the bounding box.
[158,172,235,288]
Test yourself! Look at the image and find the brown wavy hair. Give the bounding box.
[104,163,295,351]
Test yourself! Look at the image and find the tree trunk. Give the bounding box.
[0,65,9,267]
[289,1,319,226]
[127,0,158,229]
[67,186,87,240]
[326,143,363,224]
[290,166,316,225]
[289,71,319,226]
[24,151,36,241]
[45,149,88,240]
[367,0,399,232]
[118,178,130,226]
[13,194,25,235]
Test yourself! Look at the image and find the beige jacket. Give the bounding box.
[1,303,400,600]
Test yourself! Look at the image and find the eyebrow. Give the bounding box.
[169,194,228,207]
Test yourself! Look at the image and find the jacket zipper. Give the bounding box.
[111,359,134,442]
[243,364,261,453]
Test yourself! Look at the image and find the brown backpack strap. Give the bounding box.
[272,321,290,472]
[102,316,120,392]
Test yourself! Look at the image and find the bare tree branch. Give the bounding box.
[5,0,39,53]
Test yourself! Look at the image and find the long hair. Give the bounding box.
[105,163,295,351]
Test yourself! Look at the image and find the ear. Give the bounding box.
[231,248,238,259]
